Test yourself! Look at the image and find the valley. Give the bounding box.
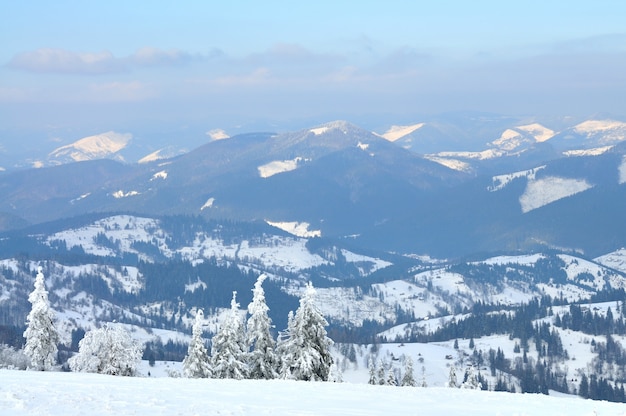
[2,115,626,402]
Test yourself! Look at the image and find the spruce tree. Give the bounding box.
[276,311,295,378]
[277,282,333,381]
[211,292,247,379]
[447,365,458,388]
[368,356,377,385]
[401,356,416,387]
[377,360,386,385]
[246,274,277,379]
[182,309,212,378]
[462,365,482,389]
[386,368,397,386]
[23,266,59,371]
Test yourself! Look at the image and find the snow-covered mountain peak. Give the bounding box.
[490,129,528,151]
[309,120,357,136]
[574,119,626,135]
[206,129,230,141]
[489,123,555,152]
[49,131,132,163]
[568,119,626,146]
[516,123,555,142]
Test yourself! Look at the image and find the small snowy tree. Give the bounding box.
[211,292,247,379]
[0,344,30,370]
[277,282,333,381]
[329,362,343,382]
[377,360,386,385]
[368,356,377,385]
[23,266,59,371]
[447,364,458,388]
[386,368,397,386]
[462,365,482,389]
[246,274,277,379]
[420,365,428,387]
[401,356,416,387]
[182,309,212,378]
[68,323,143,376]
[276,311,295,378]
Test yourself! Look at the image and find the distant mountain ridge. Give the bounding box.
[1,117,626,259]
[48,131,132,164]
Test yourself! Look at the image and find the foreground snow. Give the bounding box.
[2,370,625,416]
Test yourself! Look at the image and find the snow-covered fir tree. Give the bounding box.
[377,360,386,385]
[447,365,458,388]
[23,266,59,371]
[211,291,247,379]
[246,274,277,379]
[328,363,343,382]
[68,322,143,376]
[182,309,212,378]
[277,282,333,381]
[368,356,377,385]
[276,310,294,378]
[386,368,397,386]
[462,365,482,389]
[420,365,428,387]
[401,356,416,387]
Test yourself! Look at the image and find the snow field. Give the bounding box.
[2,369,626,416]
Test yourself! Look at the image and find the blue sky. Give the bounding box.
[2,0,626,135]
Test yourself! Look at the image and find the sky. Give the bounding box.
[2,0,626,137]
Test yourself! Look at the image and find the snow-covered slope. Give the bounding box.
[5,369,625,416]
[44,215,388,274]
[379,123,425,142]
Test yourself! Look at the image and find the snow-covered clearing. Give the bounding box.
[380,123,424,142]
[488,166,545,192]
[424,155,472,172]
[258,157,307,178]
[2,370,624,416]
[200,197,215,210]
[266,220,321,238]
[520,176,593,213]
[620,156,626,184]
[151,170,168,180]
[563,146,613,157]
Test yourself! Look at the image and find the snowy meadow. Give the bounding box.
[3,370,626,416]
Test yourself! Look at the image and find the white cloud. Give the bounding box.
[130,47,198,67]
[7,47,211,75]
[7,48,123,74]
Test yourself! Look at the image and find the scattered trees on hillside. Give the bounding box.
[23,266,59,371]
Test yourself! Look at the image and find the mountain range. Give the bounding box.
[1,116,626,258]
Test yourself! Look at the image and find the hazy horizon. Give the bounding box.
[2,1,626,141]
